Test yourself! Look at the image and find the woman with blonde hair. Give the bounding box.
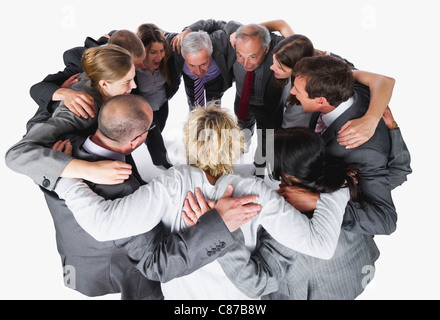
[52,102,352,300]
[6,44,137,190]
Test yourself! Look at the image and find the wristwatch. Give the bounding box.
[391,120,399,130]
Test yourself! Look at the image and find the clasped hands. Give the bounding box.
[182,185,262,232]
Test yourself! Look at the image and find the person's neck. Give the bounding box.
[320,105,336,114]
[204,171,222,186]
[91,131,127,155]
[314,49,327,56]
[101,94,111,103]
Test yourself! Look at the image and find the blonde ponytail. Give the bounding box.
[81,44,133,92]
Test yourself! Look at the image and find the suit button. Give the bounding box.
[42,178,51,188]
[207,251,212,257]
[216,245,222,252]
[220,241,226,248]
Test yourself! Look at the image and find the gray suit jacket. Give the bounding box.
[218,226,379,300]
[6,76,100,190]
[216,118,411,300]
[41,135,159,298]
[261,229,380,300]
[39,134,237,298]
[310,83,397,235]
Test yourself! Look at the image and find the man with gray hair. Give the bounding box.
[168,28,239,110]
[175,20,293,175]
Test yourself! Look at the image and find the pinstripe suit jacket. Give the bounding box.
[218,222,379,300]
[260,228,380,300]
[218,85,411,300]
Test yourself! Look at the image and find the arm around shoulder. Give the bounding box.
[124,209,236,283]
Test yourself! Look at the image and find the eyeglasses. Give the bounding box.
[130,122,156,142]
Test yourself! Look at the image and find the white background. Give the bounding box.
[0,0,438,300]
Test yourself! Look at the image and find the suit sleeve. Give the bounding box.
[5,105,96,190]
[217,227,296,299]
[342,147,398,235]
[387,128,412,190]
[30,47,86,113]
[117,210,236,283]
[185,19,228,33]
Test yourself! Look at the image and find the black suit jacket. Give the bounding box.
[27,46,86,132]
[310,83,396,235]
[29,31,113,120]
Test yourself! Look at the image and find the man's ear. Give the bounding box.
[130,136,141,150]
[265,46,270,55]
[316,97,330,107]
[316,97,324,105]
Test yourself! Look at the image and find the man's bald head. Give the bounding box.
[98,95,153,144]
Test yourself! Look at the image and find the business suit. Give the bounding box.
[185,19,287,130]
[164,27,236,109]
[185,20,287,170]
[40,133,161,299]
[309,83,396,235]
[218,225,379,300]
[16,125,236,299]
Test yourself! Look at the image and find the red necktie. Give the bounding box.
[238,71,254,121]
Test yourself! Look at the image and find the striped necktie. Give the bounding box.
[194,77,205,107]
[314,113,326,135]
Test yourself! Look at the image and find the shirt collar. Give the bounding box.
[183,58,221,81]
[321,96,355,128]
[82,136,126,163]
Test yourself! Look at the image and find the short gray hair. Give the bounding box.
[181,31,214,58]
[235,24,271,50]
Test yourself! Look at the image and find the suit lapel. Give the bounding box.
[262,52,273,92]
[126,154,147,185]
[213,53,230,88]
[309,112,321,130]
[320,90,367,144]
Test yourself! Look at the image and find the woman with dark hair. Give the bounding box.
[214,126,379,300]
[270,127,361,207]
[135,23,181,168]
[136,23,179,133]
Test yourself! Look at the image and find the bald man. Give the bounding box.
[40,95,251,300]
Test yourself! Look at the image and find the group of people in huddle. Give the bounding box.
[5,18,411,300]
